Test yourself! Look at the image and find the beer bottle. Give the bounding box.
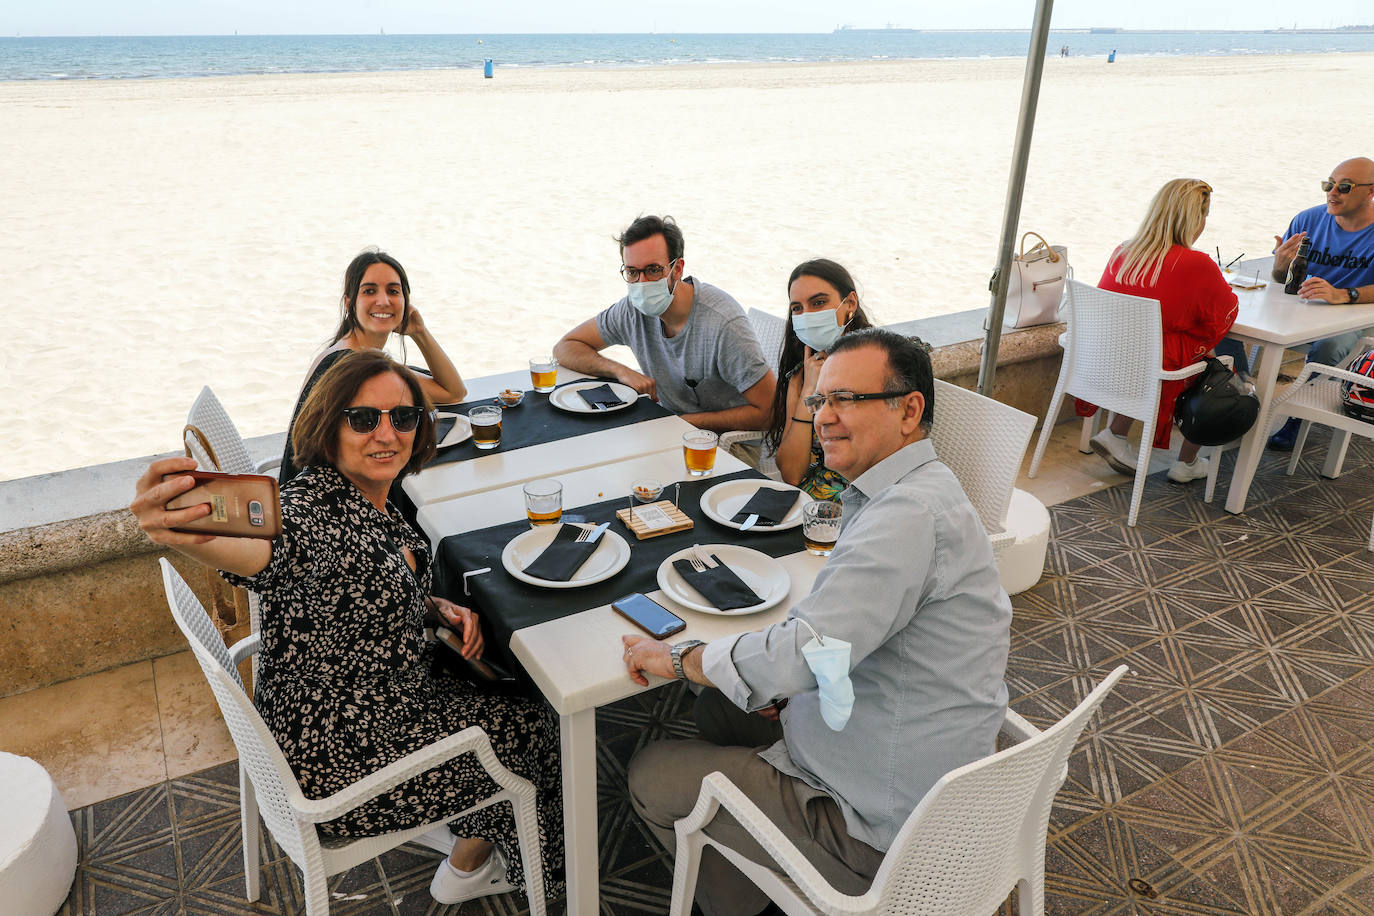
[1284,237,1311,295]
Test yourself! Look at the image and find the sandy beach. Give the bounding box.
[3,52,1371,482]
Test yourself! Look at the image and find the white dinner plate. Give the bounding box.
[699,479,812,532]
[436,413,473,447]
[655,544,790,615]
[501,523,631,589]
[548,381,640,414]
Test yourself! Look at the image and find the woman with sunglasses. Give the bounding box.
[132,350,561,907]
[1083,178,1239,484]
[762,259,873,499]
[279,248,467,485]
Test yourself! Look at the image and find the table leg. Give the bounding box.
[1322,429,1352,478]
[560,709,598,916]
[1225,344,1284,514]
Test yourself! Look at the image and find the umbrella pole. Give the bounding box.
[978,0,1056,396]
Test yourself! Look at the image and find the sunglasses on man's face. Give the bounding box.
[1321,179,1374,195]
[341,406,425,434]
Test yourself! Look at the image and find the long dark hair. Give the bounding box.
[763,259,874,454]
[330,248,413,345]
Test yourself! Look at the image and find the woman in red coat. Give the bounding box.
[1084,178,1238,483]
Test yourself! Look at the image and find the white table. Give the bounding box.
[415,449,822,916]
[1223,278,1374,513]
[404,366,690,508]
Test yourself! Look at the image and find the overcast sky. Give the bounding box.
[4,1,1370,37]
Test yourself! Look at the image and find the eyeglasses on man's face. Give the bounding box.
[802,389,914,412]
[1322,179,1374,195]
[620,259,677,283]
[341,405,425,434]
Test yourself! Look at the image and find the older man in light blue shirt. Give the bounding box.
[622,329,1011,916]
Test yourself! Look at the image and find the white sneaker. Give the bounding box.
[1167,456,1210,484]
[429,847,516,905]
[1089,430,1136,476]
[412,824,456,856]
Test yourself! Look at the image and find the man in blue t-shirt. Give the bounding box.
[554,214,776,432]
[1268,157,1374,449]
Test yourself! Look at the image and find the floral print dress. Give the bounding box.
[223,464,563,890]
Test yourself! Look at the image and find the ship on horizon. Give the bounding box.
[833,23,919,34]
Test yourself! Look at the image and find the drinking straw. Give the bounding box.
[1225,253,1244,270]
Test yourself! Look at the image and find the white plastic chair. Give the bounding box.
[158,559,547,916]
[1028,280,1212,526]
[929,379,1037,556]
[720,309,790,480]
[1262,347,1374,551]
[669,665,1128,916]
[184,385,280,476]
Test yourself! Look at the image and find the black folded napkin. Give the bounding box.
[729,488,800,527]
[521,525,600,582]
[576,384,625,410]
[671,555,764,610]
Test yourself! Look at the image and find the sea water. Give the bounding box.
[4,30,1374,82]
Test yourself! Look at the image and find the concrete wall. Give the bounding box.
[0,314,1067,697]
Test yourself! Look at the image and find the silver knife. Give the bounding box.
[585,521,611,543]
[738,514,760,531]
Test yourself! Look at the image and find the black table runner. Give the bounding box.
[432,469,806,655]
[430,379,672,466]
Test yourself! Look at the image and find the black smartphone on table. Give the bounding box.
[613,593,687,639]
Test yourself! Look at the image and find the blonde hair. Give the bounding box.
[1116,179,1212,287]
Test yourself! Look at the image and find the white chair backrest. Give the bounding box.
[868,665,1127,914]
[1059,279,1165,421]
[186,386,256,474]
[928,379,1035,537]
[746,308,788,367]
[159,559,315,863]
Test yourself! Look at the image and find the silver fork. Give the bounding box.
[691,544,718,569]
[686,554,707,572]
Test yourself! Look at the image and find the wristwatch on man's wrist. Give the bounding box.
[670,640,706,680]
[1348,288,1361,303]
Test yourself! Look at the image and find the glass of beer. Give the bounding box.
[469,405,502,450]
[802,501,842,556]
[682,430,718,477]
[523,478,563,526]
[529,357,558,393]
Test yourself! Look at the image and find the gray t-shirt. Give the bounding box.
[595,278,771,415]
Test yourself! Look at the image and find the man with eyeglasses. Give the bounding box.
[620,329,1011,916]
[553,214,776,432]
[1268,157,1374,449]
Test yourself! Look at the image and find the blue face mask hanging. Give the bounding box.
[628,276,675,318]
[796,619,854,731]
[791,307,850,353]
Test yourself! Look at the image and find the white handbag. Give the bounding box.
[1003,231,1070,329]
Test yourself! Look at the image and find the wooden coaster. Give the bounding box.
[615,500,694,540]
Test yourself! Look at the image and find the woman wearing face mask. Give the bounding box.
[279,248,467,485]
[763,259,873,499]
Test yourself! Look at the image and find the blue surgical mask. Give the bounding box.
[627,277,674,318]
[792,307,849,353]
[797,620,854,731]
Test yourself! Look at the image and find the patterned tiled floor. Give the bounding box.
[61,431,1374,915]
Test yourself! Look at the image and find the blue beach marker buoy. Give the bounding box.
[483,58,494,78]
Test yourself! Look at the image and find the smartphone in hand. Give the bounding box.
[166,470,282,539]
[612,593,686,640]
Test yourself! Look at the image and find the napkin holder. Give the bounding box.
[616,500,693,540]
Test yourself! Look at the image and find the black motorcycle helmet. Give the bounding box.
[1341,347,1374,423]
[1174,358,1260,446]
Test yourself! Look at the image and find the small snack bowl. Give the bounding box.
[497,388,525,407]
[632,478,664,503]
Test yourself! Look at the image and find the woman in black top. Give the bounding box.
[134,350,560,907]
[279,248,467,484]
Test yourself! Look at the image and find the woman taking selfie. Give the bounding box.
[279,248,467,484]
[133,350,560,906]
[1084,178,1239,484]
[762,259,873,499]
